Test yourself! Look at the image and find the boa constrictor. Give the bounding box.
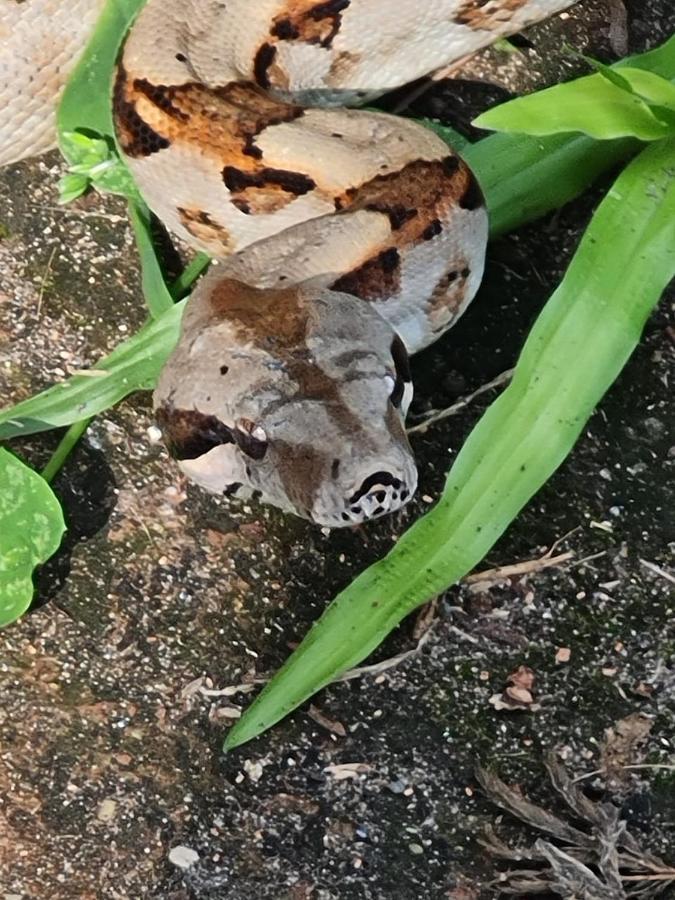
[1,0,576,527]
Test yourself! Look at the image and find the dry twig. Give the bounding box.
[463,550,574,586]
[407,368,514,435]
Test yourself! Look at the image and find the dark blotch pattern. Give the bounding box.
[269,0,351,49]
[133,78,189,122]
[442,155,460,177]
[349,471,402,505]
[369,203,417,231]
[331,248,401,301]
[422,218,443,240]
[156,406,235,460]
[113,68,170,158]
[254,42,277,89]
[223,165,316,195]
[271,17,300,39]
[234,423,268,461]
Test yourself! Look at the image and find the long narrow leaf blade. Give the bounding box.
[0,302,184,440]
[473,36,675,141]
[473,69,672,140]
[225,138,675,749]
[127,199,175,318]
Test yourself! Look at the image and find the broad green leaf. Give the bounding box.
[474,57,675,140]
[0,449,66,628]
[465,131,636,237]
[57,1,184,323]
[225,138,675,749]
[472,33,675,235]
[57,0,146,146]
[594,65,675,113]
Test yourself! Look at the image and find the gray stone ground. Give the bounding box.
[0,2,673,898]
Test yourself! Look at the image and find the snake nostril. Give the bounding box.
[348,471,402,505]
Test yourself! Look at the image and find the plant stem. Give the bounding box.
[41,417,92,483]
[171,252,211,299]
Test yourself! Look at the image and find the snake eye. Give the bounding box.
[234,419,268,460]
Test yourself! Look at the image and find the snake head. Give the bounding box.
[154,276,417,527]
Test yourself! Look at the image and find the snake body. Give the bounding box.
[1,0,576,527]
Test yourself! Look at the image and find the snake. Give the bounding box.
[1,0,577,527]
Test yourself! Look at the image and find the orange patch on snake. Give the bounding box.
[338,156,479,234]
[454,0,530,29]
[177,207,233,253]
[427,265,472,331]
[113,71,328,214]
[329,156,481,302]
[114,70,303,162]
[203,279,310,348]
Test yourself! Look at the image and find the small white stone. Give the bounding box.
[96,798,117,822]
[244,759,264,782]
[147,425,163,444]
[169,846,200,870]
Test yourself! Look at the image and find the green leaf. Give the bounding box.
[57,0,145,144]
[593,63,675,112]
[225,138,675,749]
[0,449,66,628]
[474,61,675,140]
[60,131,111,167]
[58,130,141,204]
[127,200,176,318]
[57,172,90,205]
[57,2,146,206]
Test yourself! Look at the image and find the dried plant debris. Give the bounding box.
[600,713,654,783]
[477,753,675,898]
[489,665,539,712]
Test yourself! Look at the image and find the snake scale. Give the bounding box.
[1,0,577,526]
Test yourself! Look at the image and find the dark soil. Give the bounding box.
[0,1,673,898]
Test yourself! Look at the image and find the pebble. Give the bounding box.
[168,846,200,870]
[96,798,117,822]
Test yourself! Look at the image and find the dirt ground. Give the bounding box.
[0,1,673,898]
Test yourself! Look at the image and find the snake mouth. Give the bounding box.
[337,469,415,525]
